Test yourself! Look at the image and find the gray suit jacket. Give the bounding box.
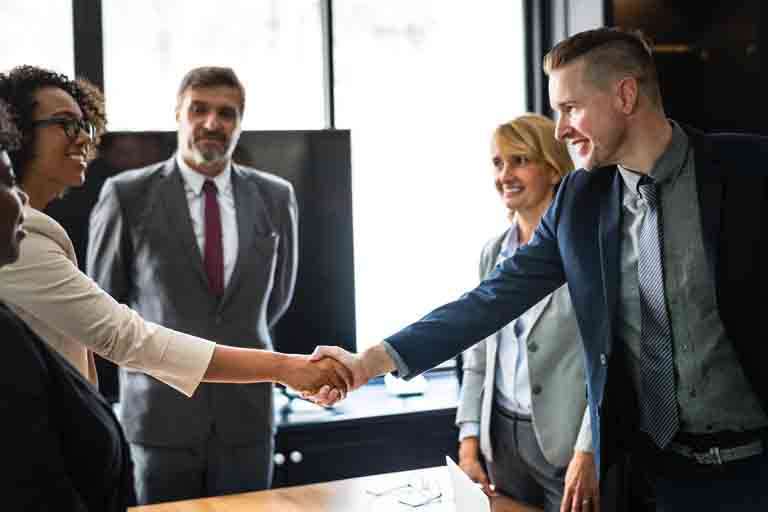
[456,229,590,467]
[87,156,298,446]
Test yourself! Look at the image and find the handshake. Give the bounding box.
[278,345,395,406]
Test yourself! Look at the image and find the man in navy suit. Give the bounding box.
[311,27,768,511]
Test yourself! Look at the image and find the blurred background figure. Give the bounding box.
[87,67,299,504]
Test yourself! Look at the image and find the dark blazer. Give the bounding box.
[87,156,298,446]
[386,126,768,479]
[0,302,134,511]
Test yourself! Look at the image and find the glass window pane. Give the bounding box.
[0,1,74,76]
[103,0,325,131]
[335,1,526,351]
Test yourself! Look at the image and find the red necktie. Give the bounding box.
[202,180,224,296]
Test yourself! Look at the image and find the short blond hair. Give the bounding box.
[493,114,573,178]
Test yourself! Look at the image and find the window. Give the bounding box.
[102,0,326,130]
[334,1,526,352]
[0,1,74,76]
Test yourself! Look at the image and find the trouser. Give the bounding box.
[129,433,274,505]
[634,431,768,511]
[489,404,566,512]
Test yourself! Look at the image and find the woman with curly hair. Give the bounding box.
[0,99,136,510]
[0,66,350,408]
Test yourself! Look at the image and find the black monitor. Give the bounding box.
[45,130,356,400]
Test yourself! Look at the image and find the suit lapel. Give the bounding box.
[158,157,209,291]
[692,133,722,282]
[598,169,622,353]
[219,165,268,309]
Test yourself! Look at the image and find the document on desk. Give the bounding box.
[446,456,491,512]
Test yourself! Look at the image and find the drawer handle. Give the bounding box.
[273,452,286,466]
[289,450,303,464]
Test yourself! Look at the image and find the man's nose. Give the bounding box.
[555,116,569,141]
[203,112,221,131]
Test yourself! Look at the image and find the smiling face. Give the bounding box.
[0,150,28,266]
[24,86,92,191]
[491,137,560,216]
[549,59,627,171]
[176,85,243,176]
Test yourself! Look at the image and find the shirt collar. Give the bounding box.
[618,120,690,196]
[499,218,520,259]
[175,153,233,196]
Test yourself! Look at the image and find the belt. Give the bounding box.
[493,402,532,422]
[667,440,763,465]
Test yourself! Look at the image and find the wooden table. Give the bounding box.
[129,466,541,512]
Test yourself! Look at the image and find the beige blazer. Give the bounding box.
[0,206,214,396]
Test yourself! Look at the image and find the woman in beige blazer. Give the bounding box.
[0,65,350,398]
[456,115,597,512]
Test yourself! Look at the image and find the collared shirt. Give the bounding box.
[617,122,768,434]
[459,222,533,442]
[493,223,533,416]
[176,155,239,288]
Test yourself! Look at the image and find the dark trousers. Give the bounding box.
[130,433,274,505]
[634,433,768,511]
[489,405,566,512]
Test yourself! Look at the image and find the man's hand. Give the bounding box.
[459,437,495,496]
[303,343,398,406]
[561,450,599,512]
[278,354,353,398]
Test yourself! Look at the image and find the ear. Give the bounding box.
[615,77,639,115]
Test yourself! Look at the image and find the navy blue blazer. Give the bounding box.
[386,126,768,478]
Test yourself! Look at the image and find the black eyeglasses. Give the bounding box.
[31,117,96,141]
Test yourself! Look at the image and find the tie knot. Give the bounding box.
[203,180,217,195]
[638,175,659,206]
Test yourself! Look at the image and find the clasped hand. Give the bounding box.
[281,346,367,405]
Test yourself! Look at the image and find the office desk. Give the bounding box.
[273,372,460,486]
[129,466,541,512]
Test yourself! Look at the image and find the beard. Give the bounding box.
[191,132,231,165]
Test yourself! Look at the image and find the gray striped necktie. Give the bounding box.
[637,175,679,448]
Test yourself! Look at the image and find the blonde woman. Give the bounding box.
[456,114,596,512]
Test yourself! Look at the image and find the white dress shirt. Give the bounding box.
[176,155,239,288]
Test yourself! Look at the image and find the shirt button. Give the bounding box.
[215,314,223,325]
[528,343,538,353]
[681,344,689,352]
[600,353,608,365]
[532,385,542,395]
[689,388,697,398]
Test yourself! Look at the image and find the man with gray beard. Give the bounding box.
[88,67,298,504]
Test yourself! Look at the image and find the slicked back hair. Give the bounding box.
[544,27,662,107]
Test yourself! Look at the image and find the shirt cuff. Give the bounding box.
[144,324,216,397]
[458,422,480,442]
[381,340,411,378]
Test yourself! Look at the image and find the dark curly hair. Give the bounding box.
[0,100,21,153]
[0,65,107,183]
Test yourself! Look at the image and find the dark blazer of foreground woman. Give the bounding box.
[386,126,768,480]
[0,302,134,511]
